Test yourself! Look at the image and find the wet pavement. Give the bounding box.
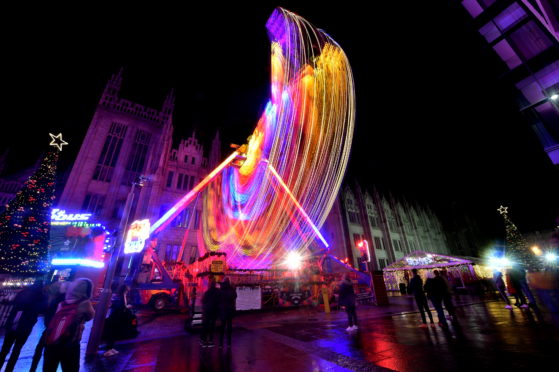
[1,295,558,371]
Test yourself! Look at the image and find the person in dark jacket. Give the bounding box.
[339,274,358,331]
[493,270,512,309]
[509,265,536,308]
[30,278,68,372]
[200,278,220,347]
[439,269,456,318]
[0,280,46,372]
[218,277,237,347]
[508,267,527,307]
[408,269,434,327]
[424,271,448,327]
[103,284,132,357]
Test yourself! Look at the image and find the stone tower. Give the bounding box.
[59,70,174,230]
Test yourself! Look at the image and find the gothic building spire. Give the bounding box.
[209,130,221,168]
[163,89,175,115]
[103,68,123,98]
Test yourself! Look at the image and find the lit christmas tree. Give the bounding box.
[497,205,542,271]
[0,133,67,275]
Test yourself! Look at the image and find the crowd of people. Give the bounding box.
[200,277,238,348]
[404,265,546,328]
[0,265,555,370]
[493,266,538,309]
[406,269,456,328]
[0,276,94,372]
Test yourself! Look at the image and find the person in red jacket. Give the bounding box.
[43,278,95,372]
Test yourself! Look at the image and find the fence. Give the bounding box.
[0,289,19,328]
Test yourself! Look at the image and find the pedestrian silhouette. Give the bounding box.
[30,276,68,372]
[43,277,95,372]
[424,271,448,327]
[0,280,46,372]
[439,269,456,319]
[509,265,538,308]
[218,277,237,347]
[493,270,512,309]
[339,274,358,331]
[200,278,220,347]
[408,269,434,327]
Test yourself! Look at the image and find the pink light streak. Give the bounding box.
[266,162,329,248]
[150,151,239,235]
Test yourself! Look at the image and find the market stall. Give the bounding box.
[382,251,491,292]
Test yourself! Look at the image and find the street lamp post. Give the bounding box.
[86,176,147,358]
[358,239,376,302]
[519,94,559,112]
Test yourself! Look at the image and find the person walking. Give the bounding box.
[218,277,237,347]
[505,269,523,307]
[439,269,456,319]
[339,274,358,331]
[424,271,448,327]
[408,269,434,327]
[509,266,530,308]
[30,277,68,372]
[200,278,220,347]
[509,265,538,308]
[493,270,513,309]
[43,278,95,372]
[103,283,132,357]
[0,280,46,372]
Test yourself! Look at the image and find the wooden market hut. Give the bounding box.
[382,251,490,293]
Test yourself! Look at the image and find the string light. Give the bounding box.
[498,206,542,271]
[0,136,60,275]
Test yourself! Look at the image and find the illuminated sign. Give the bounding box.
[51,258,105,268]
[51,209,92,222]
[124,219,151,254]
[50,208,112,263]
[405,255,434,266]
[211,260,225,273]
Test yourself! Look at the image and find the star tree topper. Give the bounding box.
[497,205,508,215]
[49,133,68,151]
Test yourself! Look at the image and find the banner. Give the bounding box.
[235,286,261,310]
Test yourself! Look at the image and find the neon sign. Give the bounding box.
[51,258,105,268]
[124,219,151,254]
[405,256,434,266]
[51,209,92,222]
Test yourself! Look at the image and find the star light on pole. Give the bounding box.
[497,205,508,215]
[49,133,68,151]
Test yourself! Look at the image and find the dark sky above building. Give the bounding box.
[2,2,559,242]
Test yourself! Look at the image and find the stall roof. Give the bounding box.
[320,254,371,286]
[383,251,473,272]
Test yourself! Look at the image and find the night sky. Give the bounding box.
[2,2,559,244]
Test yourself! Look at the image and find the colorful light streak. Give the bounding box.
[200,8,354,269]
[150,151,239,234]
[51,258,105,269]
[151,8,354,270]
[266,162,329,248]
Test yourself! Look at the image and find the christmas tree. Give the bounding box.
[0,134,66,275]
[498,205,542,271]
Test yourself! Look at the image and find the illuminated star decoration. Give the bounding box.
[497,205,508,215]
[49,133,68,151]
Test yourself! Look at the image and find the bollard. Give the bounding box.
[322,287,330,313]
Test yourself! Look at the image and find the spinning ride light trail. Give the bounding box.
[266,162,329,248]
[150,151,239,234]
[151,8,355,269]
